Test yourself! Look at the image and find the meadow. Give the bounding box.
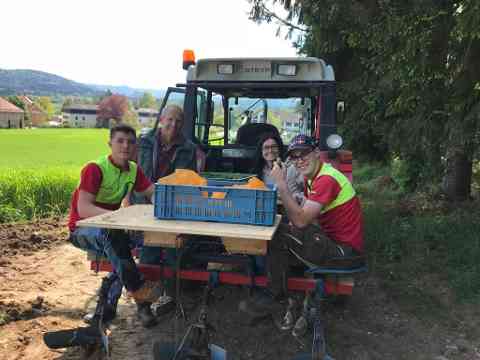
[0,129,109,222]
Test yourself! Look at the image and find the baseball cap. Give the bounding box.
[286,134,317,156]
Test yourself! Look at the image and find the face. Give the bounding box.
[160,107,184,142]
[262,138,280,163]
[109,131,136,164]
[289,147,319,178]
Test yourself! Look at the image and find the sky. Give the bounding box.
[1,0,298,89]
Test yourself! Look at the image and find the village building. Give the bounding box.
[17,95,47,126]
[0,97,24,128]
[282,116,303,133]
[136,108,158,127]
[62,104,159,128]
[62,104,98,128]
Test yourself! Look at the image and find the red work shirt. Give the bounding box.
[306,175,364,253]
[68,156,152,232]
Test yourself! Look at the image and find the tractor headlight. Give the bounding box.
[326,134,343,150]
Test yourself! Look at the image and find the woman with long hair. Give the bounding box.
[252,132,285,185]
[252,132,305,205]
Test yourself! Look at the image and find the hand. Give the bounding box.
[270,161,287,188]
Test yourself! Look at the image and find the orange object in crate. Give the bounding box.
[157,169,207,186]
[211,177,267,199]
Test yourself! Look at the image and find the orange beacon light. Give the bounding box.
[183,49,196,70]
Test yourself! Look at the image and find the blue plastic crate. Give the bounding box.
[154,181,277,226]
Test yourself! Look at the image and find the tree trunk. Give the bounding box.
[442,148,472,201]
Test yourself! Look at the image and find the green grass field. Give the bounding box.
[0,128,109,169]
[0,129,110,222]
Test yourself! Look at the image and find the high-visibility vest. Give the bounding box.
[307,163,356,213]
[93,155,137,204]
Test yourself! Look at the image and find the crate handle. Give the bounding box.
[200,188,228,200]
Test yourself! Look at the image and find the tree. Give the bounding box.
[36,96,55,119]
[122,109,140,128]
[138,92,157,109]
[97,94,129,128]
[7,96,25,110]
[249,0,480,199]
[61,97,74,111]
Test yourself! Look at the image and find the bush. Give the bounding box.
[0,168,77,222]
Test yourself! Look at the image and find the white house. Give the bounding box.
[62,104,98,128]
[136,108,158,127]
[283,116,303,132]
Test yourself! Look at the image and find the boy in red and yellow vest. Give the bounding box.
[68,124,162,328]
[240,135,364,326]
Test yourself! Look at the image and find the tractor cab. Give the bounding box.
[154,51,352,179]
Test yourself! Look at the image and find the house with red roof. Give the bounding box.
[17,95,47,126]
[0,97,24,128]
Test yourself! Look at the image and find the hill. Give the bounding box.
[0,69,166,98]
[0,69,98,96]
[88,84,165,99]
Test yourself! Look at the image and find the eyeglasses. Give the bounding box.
[289,149,313,163]
[262,145,280,152]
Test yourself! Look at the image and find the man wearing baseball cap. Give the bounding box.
[239,134,364,332]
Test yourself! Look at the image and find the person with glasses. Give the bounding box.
[252,132,305,205]
[240,134,364,333]
[68,124,163,328]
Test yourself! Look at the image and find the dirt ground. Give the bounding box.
[1,219,480,360]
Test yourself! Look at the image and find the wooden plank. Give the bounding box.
[222,237,267,255]
[143,233,266,255]
[143,232,183,248]
[77,205,281,241]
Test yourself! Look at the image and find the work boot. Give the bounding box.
[274,298,297,331]
[153,295,176,317]
[129,280,163,304]
[83,305,116,325]
[292,314,309,338]
[137,302,157,328]
[292,292,314,338]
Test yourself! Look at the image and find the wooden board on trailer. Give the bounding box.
[80,205,277,256]
[142,233,267,255]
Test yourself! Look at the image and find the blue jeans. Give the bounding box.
[70,227,143,292]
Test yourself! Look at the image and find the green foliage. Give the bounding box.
[0,129,111,222]
[35,96,55,119]
[0,168,77,222]
[122,109,140,129]
[250,0,480,194]
[6,96,25,110]
[138,92,157,109]
[354,161,480,303]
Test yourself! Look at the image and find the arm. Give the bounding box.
[275,178,323,228]
[78,190,112,218]
[196,146,206,173]
[271,163,323,228]
[133,166,155,203]
[139,183,155,204]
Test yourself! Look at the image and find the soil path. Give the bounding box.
[1,219,480,360]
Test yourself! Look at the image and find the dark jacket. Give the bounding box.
[133,129,197,204]
[138,129,197,182]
